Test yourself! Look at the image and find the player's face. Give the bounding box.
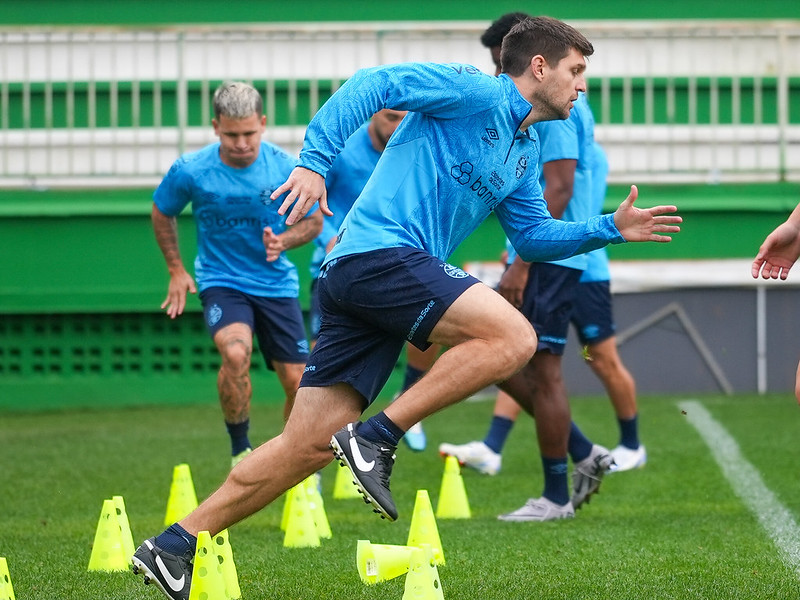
[370,109,408,150]
[536,47,587,121]
[213,112,266,168]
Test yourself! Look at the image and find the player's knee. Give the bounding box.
[498,323,537,377]
[220,340,251,373]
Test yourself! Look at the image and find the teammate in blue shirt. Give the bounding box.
[307,109,407,339]
[572,143,646,471]
[440,16,645,520]
[134,19,680,598]
[306,109,429,451]
[441,87,611,520]
[150,82,321,469]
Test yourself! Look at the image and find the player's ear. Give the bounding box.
[530,55,546,81]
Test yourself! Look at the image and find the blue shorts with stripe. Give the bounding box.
[300,247,480,406]
[571,280,616,345]
[199,286,309,370]
[519,262,582,355]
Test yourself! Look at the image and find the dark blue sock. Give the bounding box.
[618,414,640,449]
[483,416,514,454]
[401,365,426,393]
[226,419,251,455]
[357,411,404,447]
[541,456,569,505]
[155,523,197,556]
[567,421,594,463]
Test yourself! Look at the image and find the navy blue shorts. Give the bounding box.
[199,286,310,370]
[308,277,322,341]
[519,262,582,355]
[572,280,616,345]
[300,247,480,405]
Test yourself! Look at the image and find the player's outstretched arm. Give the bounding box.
[751,203,800,280]
[272,166,331,226]
[612,185,681,243]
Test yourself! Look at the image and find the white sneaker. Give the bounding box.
[498,497,574,522]
[438,440,501,475]
[609,444,647,472]
[571,444,614,509]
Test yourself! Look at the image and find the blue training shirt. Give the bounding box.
[580,142,612,283]
[154,140,315,297]
[309,121,380,278]
[505,92,597,269]
[296,62,624,267]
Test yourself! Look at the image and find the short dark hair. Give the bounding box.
[500,16,594,77]
[480,12,531,49]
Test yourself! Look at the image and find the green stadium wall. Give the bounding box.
[4,0,798,24]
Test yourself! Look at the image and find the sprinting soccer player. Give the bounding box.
[150,82,321,469]
[306,108,426,453]
[133,17,680,599]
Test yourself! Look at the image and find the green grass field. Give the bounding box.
[2,392,800,599]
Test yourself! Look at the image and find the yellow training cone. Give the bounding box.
[0,557,16,600]
[88,499,129,572]
[283,482,321,548]
[112,495,136,560]
[280,486,294,531]
[435,455,471,520]
[304,475,332,539]
[213,529,241,600]
[333,463,362,499]
[402,544,444,600]
[189,531,227,600]
[356,540,415,584]
[164,463,198,526]
[407,490,444,566]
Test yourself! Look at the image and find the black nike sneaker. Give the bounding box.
[330,422,398,521]
[131,537,193,600]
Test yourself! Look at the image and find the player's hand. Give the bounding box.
[263,226,286,262]
[751,220,800,280]
[161,271,196,319]
[613,185,681,242]
[271,166,332,225]
[497,259,529,309]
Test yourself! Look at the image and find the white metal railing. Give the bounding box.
[1,20,799,187]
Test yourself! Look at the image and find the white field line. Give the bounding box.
[679,400,800,575]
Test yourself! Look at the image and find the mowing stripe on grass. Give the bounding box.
[679,399,800,575]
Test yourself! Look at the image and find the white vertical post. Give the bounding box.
[756,285,767,395]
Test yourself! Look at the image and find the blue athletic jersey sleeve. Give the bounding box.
[154,141,315,297]
[581,142,612,282]
[297,62,623,266]
[309,122,380,278]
